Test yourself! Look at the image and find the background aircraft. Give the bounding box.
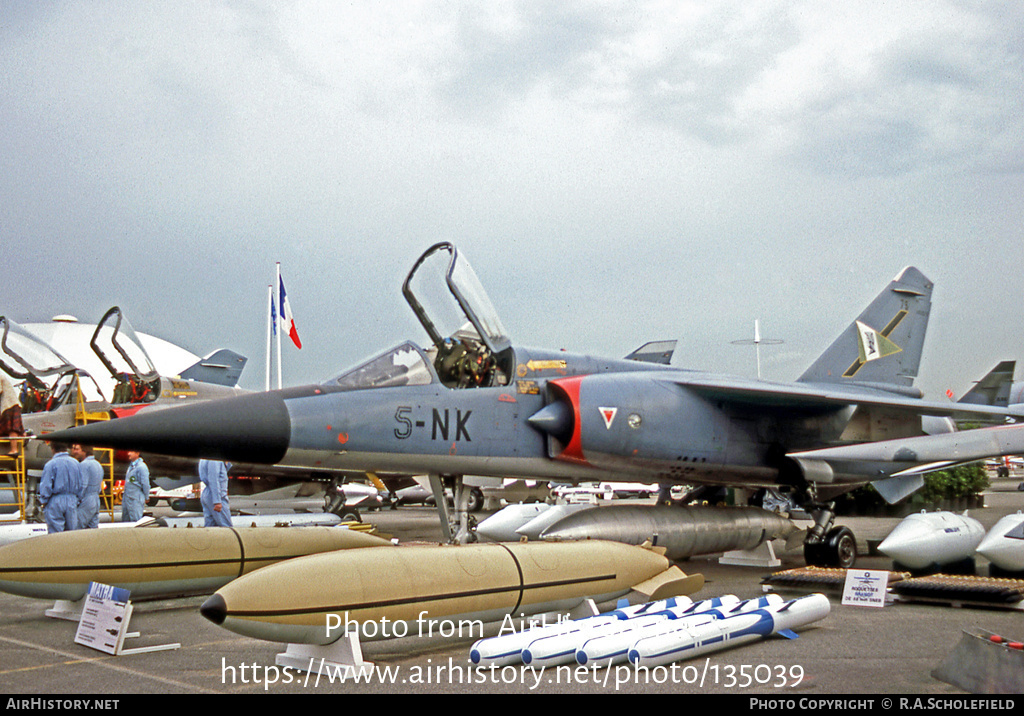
[20,310,239,403]
[54,243,1024,566]
[1,311,374,520]
[957,360,1024,413]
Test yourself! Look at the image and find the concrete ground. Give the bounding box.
[1,477,1023,695]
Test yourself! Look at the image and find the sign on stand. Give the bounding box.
[74,582,180,655]
[841,570,890,608]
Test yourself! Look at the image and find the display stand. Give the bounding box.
[276,633,374,680]
[72,582,180,655]
[46,599,84,621]
[719,540,781,567]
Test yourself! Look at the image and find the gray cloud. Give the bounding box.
[1,1,1022,400]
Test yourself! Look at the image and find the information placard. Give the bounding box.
[841,569,890,608]
[74,582,132,654]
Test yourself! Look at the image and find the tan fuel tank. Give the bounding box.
[0,526,392,601]
[200,540,701,645]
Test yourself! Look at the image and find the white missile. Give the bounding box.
[576,594,784,666]
[475,504,552,542]
[877,511,985,570]
[0,523,49,547]
[155,513,345,529]
[976,512,1024,573]
[0,520,146,548]
[520,595,743,667]
[468,596,695,667]
[628,593,831,668]
[514,504,593,541]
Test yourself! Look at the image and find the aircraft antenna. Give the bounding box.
[731,320,783,379]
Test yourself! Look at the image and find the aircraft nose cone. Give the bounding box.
[200,593,227,625]
[47,389,297,465]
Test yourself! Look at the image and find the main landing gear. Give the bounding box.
[802,501,858,569]
[429,473,479,544]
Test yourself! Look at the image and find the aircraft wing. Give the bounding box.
[785,423,1024,504]
[788,423,1024,470]
[673,373,1024,421]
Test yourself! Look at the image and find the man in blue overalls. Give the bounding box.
[199,459,233,527]
[39,441,84,533]
[72,443,105,529]
[121,450,150,522]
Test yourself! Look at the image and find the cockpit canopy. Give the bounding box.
[90,307,161,404]
[401,242,513,388]
[324,342,434,390]
[323,244,516,391]
[0,316,103,412]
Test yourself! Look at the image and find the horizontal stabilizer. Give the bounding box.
[179,349,247,387]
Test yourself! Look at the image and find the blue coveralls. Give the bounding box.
[199,459,233,527]
[121,457,150,522]
[77,455,105,529]
[39,451,84,533]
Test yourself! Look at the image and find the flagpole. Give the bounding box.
[276,262,283,390]
[265,284,273,392]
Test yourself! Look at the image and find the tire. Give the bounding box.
[804,526,857,569]
[825,526,857,569]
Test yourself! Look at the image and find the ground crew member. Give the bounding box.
[121,450,150,522]
[39,441,83,533]
[199,459,232,527]
[71,443,104,529]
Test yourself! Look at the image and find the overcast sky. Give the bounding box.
[2,1,1022,399]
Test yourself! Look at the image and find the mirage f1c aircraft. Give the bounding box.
[53,243,1024,567]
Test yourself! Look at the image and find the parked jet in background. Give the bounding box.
[957,360,1024,413]
[2,311,373,520]
[53,244,1024,566]
[1,310,247,463]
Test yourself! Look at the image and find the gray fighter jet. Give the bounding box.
[51,243,1024,566]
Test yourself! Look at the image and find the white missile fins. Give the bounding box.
[468,596,700,667]
[628,593,831,668]
[576,595,784,666]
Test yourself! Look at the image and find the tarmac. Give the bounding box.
[2,477,1024,696]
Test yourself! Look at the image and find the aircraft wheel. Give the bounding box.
[803,540,828,568]
[339,509,361,523]
[804,526,857,569]
[467,487,484,513]
[825,526,857,569]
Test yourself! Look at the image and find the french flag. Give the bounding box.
[278,273,302,349]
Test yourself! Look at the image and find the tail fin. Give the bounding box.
[178,349,247,387]
[957,361,1016,407]
[798,267,932,388]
